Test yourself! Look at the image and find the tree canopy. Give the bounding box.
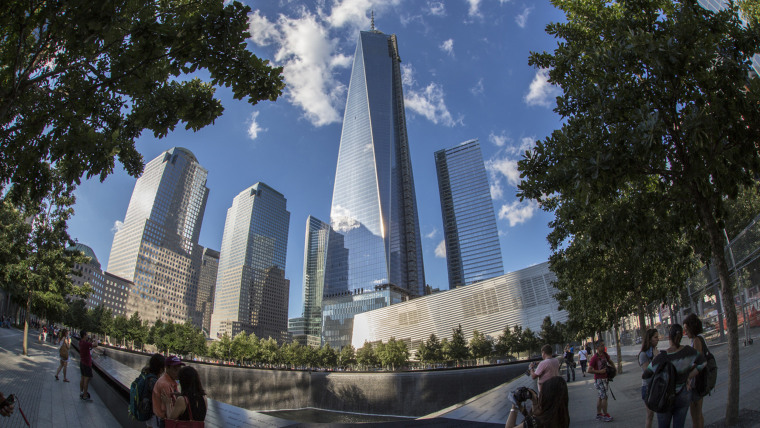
[520,0,760,422]
[0,0,284,201]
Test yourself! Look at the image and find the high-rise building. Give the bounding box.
[322,28,426,348]
[70,243,130,316]
[210,182,290,343]
[290,216,333,346]
[196,247,219,336]
[435,140,504,289]
[698,0,759,77]
[107,147,209,326]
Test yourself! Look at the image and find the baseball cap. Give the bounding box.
[165,355,185,367]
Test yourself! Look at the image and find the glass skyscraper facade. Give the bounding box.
[107,147,209,326]
[210,182,290,343]
[196,247,219,336]
[435,140,504,289]
[292,216,333,344]
[323,29,425,348]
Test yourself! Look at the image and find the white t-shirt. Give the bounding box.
[579,349,588,361]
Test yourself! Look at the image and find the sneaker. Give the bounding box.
[54,375,59,381]
[596,414,603,420]
[603,413,613,422]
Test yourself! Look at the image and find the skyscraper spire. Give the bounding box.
[370,10,375,31]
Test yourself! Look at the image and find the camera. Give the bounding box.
[0,394,14,408]
[511,387,532,404]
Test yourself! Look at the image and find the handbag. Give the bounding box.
[164,396,204,428]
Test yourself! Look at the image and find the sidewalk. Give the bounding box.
[0,327,120,428]
[431,341,760,427]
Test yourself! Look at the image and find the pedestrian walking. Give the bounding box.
[638,328,660,428]
[563,344,575,382]
[505,376,570,428]
[588,338,614,422]
[642,324,706,428]
[683,314,706,428]
[529,344,560,394]
[152,355,183,428]
[578,345,589,377]
[79,330,98,401]
[55,329,71,382]
[160,366,207,425]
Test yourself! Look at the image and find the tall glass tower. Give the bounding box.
[107,147,209,326]
[435,140,504,288]
[326,29,425,298]
[321,29,425,348]
[209,182,290,342]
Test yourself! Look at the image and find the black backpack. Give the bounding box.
[645,357,677,413]
[695,336,718,397]
[605,359,617,381]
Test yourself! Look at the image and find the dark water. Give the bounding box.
[261,408,414,424]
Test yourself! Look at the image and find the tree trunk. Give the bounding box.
[638,300,648,339]
[614,322,622,374]
[22,292,31,356]
[696,197,740,424]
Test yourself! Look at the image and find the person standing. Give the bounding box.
[79,330,97,400]
[55,329,71,382]
[643,324,705,428]
[529,344,560,394]
[638,328,660,428]
[160,366,207,424]
[152,355,184,428]
[588,338,614,422]
[683,314,706,428]
[563,344,575,382]
[578,345,589,377]
[142,353,165,428]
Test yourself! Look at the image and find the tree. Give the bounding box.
[126,312,147,350]
[111,314,129,347]
[540,316,563,352]
[376,337,408,370]
[469,330,493,361]
[356,341,377,369]
[318,343,338,368]
[494,326,515,357]
[338,345,356,368]
[0,0,284,203]
[0,185,90,355]
[216,333,233,363]
[418,333,444,364]
[230,331,251,364]
[521,1,760,421]
[88,305,113,339]
[521,328,540,357]
[510,325,524,358]
[444,324,469,362]
[260,337,279,366]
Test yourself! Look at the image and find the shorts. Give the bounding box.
[80,362,93,378]
[691,388,703,403]
[641,385,647,401]
[60,357,69,364]
[594,378,608,400]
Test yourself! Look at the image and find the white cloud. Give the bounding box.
[486,156,521,187]
[112,220,123,233]
[435,239,447,258]
[490,180,504,199]
[428,1,446,15]
[467,0,483,17]
[525,68,562,108]
[471,78,484,95]
[440,38,454,56]
[515,6,533,28]
[498,200,538,226]
[247,111,266,140]
[488,130,510,147]
[401,63,461,127]
[425,227,438,239]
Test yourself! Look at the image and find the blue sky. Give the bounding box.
[67,0,567,319]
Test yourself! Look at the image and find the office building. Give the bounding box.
[351,262,567,355]
[196,247,219,336]
[107,147,209,326]
[210,182,290,343]
[70,243,130,316]
[435,140,504,289]
[323,28,425,348]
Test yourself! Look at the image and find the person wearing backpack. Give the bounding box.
[638,328,660,428]
[587,338,614,422]
[642,324,706,428]
[129,353,165,427]
[55,329,71,382]
[684,314,710,428]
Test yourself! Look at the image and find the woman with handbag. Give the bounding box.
[161,366,207,427]
[54,329,71,382]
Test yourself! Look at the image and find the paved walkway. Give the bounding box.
[430,341,760,427]
[0,326,120,428]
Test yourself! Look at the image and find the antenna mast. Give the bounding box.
[370,10,375,31]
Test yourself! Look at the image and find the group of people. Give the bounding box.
[139,354,208,427]
[506,313,711,428]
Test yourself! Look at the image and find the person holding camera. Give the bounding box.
[505,376,570,428]
[79,330,98,401]
[528,344,560,394]
[563,344,575,382]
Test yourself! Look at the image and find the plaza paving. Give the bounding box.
[2,326,759,427]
